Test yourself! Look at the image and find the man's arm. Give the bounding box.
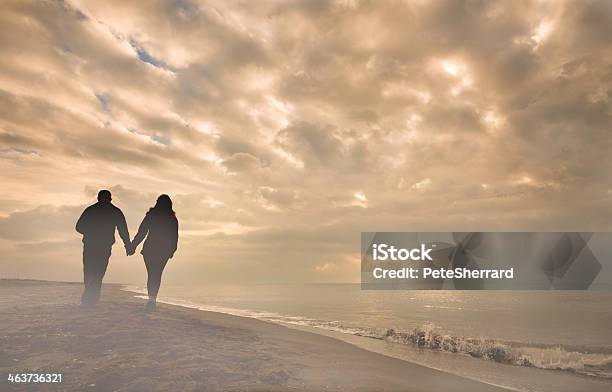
[116,209,131,247]
[75,207,90,235]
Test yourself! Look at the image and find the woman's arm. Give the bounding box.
[170,216,178,257]
[132,213,150,249]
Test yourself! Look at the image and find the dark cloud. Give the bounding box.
[221,153,262,173]
[276,122,343,167]
[0,205,83,242]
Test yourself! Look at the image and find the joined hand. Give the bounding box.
[125,242,136,256]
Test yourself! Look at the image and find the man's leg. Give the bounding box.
[81,245,94,306]
[82,243,111,306]
[91,245,111,304]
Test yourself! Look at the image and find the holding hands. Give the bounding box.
[125,241,136,256]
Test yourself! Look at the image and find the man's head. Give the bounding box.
[97,189,112,203]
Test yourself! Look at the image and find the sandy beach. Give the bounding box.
[0,280,512,391]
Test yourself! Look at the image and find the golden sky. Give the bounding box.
[1,0,612,284]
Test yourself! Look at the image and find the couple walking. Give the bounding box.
[76,190,178,311]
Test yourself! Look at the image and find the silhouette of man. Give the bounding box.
[76,190,132,307]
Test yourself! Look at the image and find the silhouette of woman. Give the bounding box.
[131,194,178,310]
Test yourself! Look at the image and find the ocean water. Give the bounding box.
[123,284,612,391]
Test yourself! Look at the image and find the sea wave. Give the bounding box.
[378,325,612,379]
[121,285,612,380]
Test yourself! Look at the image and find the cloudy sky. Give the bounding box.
[1,0,611,284]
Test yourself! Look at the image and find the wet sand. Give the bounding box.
[0,280,510,391]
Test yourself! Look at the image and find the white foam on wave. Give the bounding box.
[381,325,612,378]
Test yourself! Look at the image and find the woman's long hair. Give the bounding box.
[152,194,174,215]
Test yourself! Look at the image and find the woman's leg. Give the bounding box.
[144,255,158,301]
[154,257,169,299]
[144,255,169,301]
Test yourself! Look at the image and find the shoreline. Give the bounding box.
[1,279,510,391]
[119,283,612,392]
